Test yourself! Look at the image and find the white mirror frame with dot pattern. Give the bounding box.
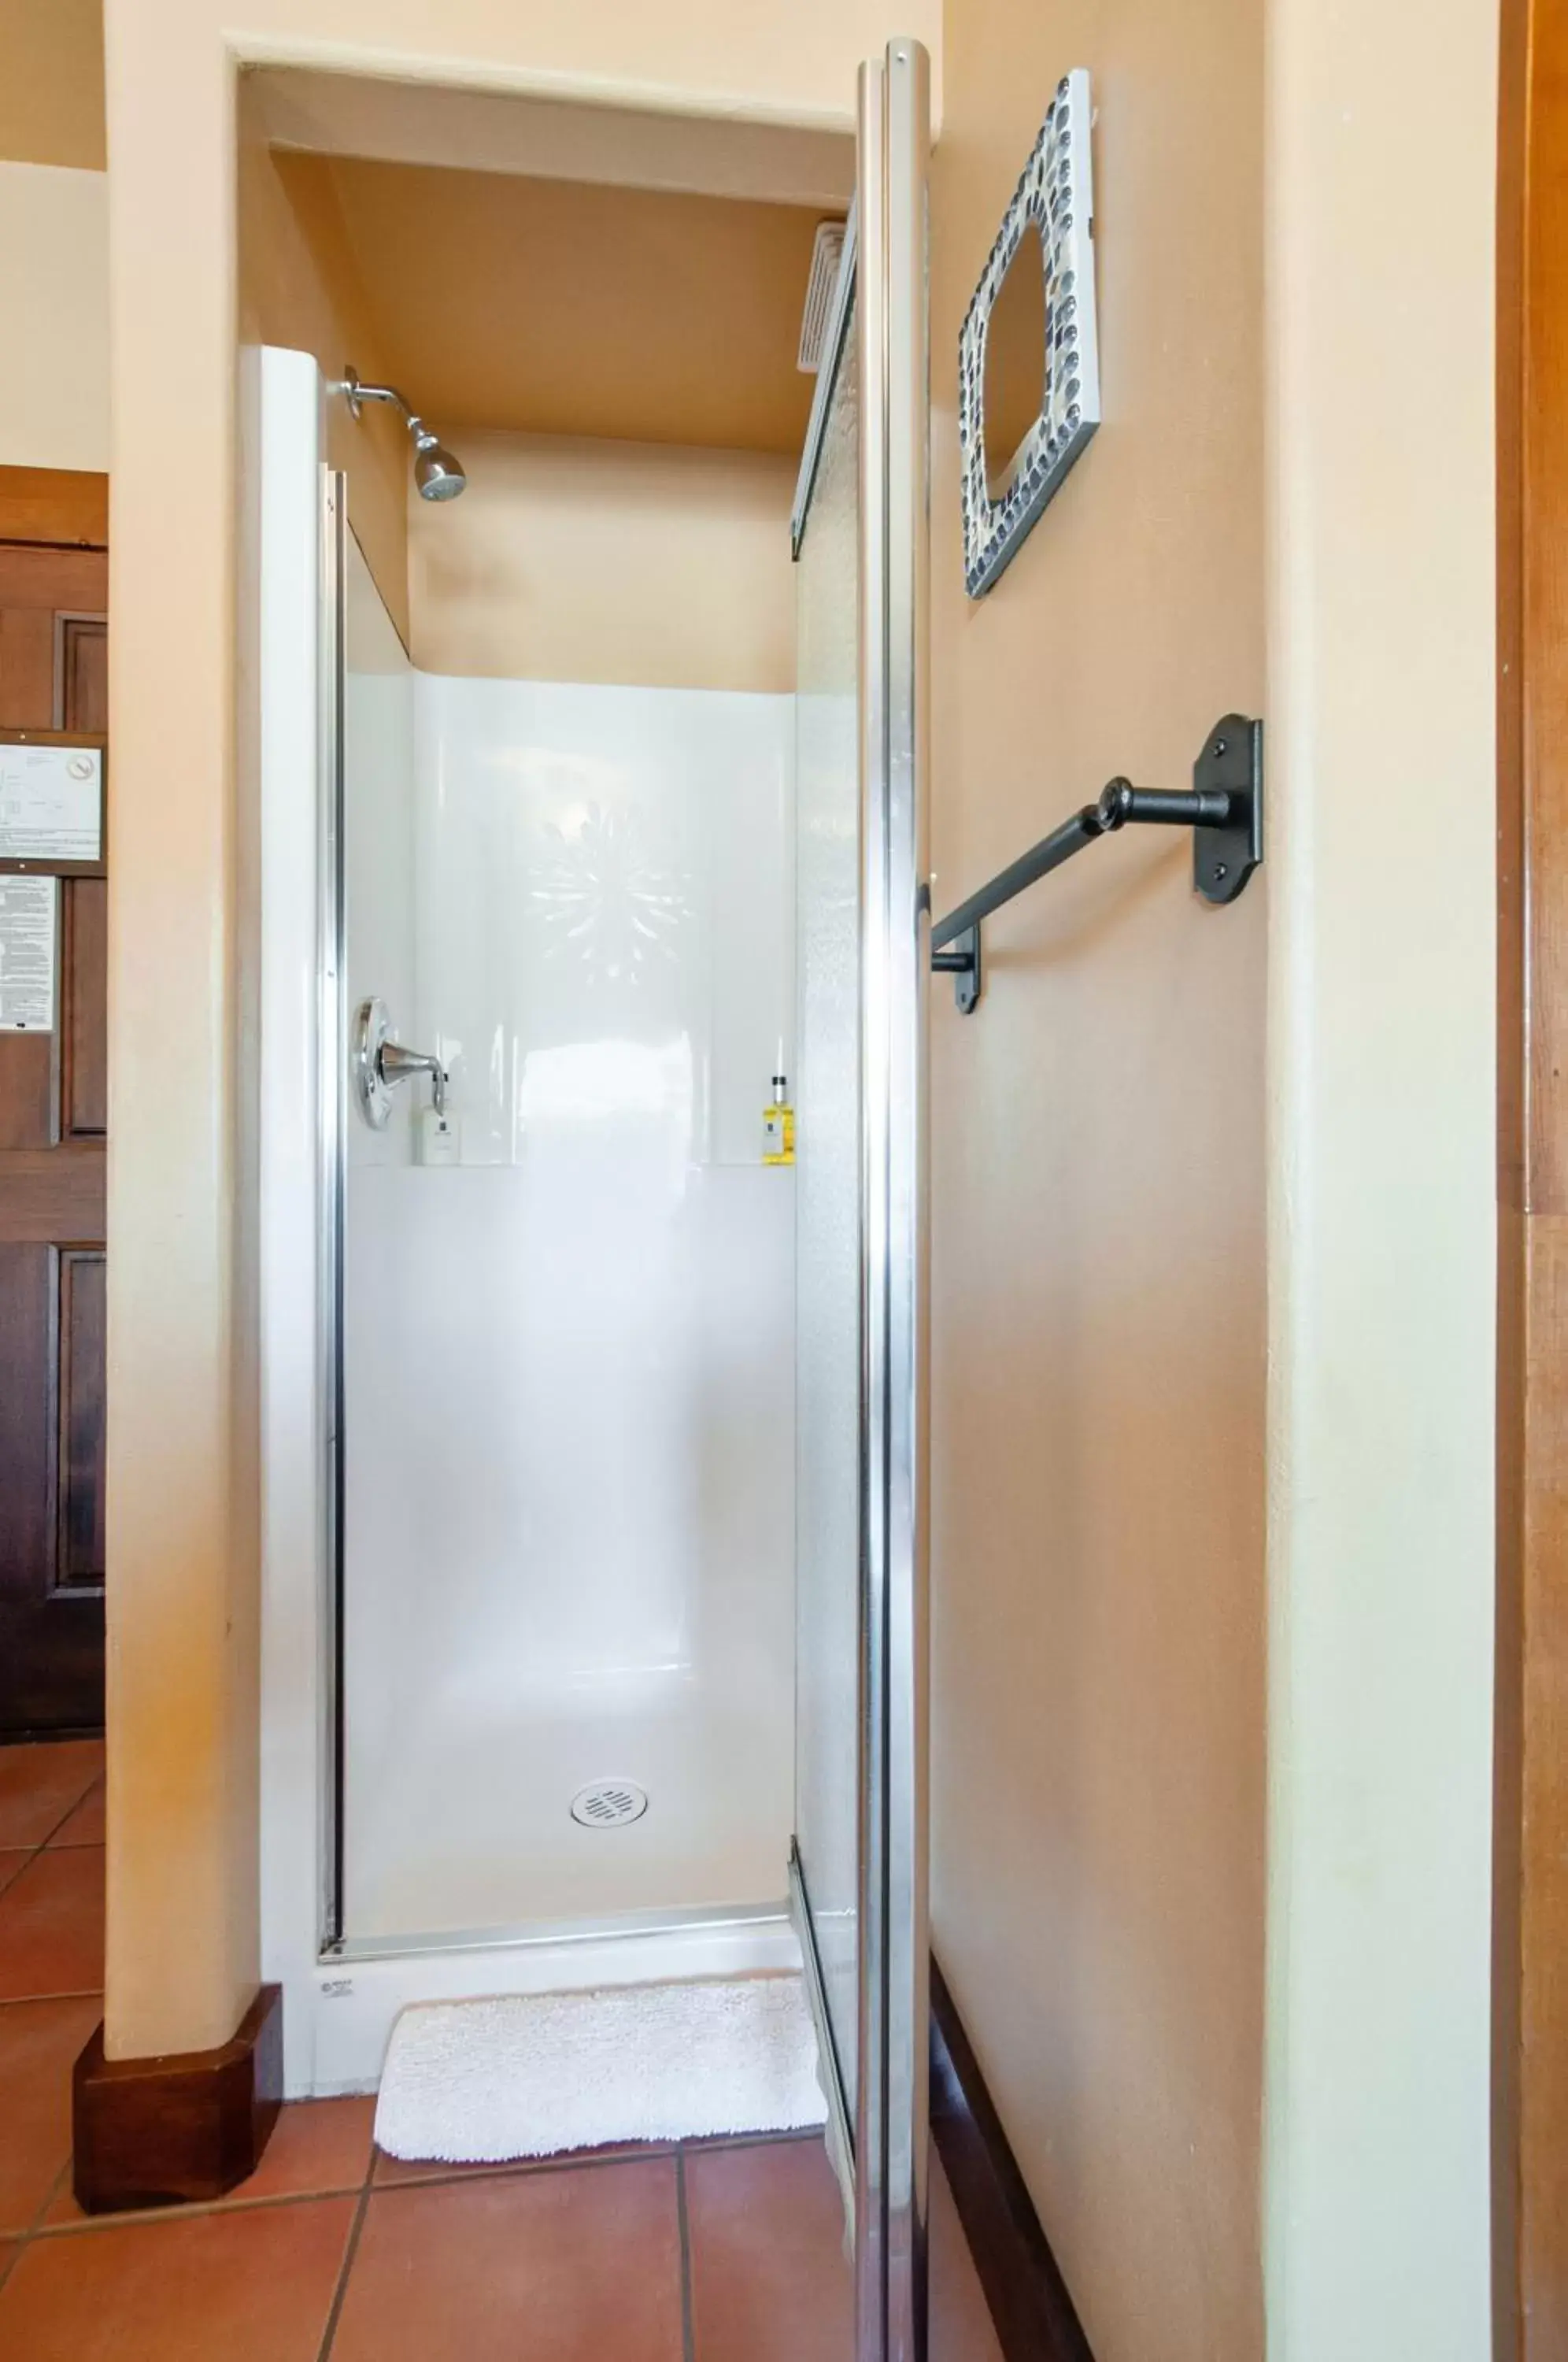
[959,69,1101,598]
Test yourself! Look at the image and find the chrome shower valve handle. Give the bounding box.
[353,996,446,1129]
[378,1035,447,1119]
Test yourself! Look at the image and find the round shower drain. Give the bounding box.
[570,1780,649,1829]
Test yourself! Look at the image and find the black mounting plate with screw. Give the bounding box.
[931,924,982,1015]
[1191,715,1263,905]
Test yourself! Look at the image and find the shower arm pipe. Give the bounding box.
[929,713,1263,1013]
[341,368,426,437]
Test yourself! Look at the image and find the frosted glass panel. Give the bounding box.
[338,563,797,1940]
[793,305,862,2110]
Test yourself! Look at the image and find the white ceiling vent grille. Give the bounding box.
[570,1780,649,1829]
[797,220,849,372]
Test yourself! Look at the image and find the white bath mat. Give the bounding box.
[374,1974,828,2163]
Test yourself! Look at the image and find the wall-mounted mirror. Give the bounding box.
[960,69,1101,597]
[982,219,1048,500]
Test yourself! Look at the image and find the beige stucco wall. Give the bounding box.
[0,0,104,170]
[238,103,411,638]
[1261,0,1497,2350]
[409,431,795,690]
[0,2,106,471]
[0,161,109,470]
[927,0,1267,2356]
[102,1,937,2059]
[0,3,109,479]
[930,0,1500,2350]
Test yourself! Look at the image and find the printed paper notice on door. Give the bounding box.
[0,877,57,1031]
[0,742,102,863]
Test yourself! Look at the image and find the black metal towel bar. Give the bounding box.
[929,713,1263,1013]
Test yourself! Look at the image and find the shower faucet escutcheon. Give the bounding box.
[353,996,447,1130]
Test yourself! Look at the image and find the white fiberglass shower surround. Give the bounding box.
[253,39,930,2360]
[342,597,797,1946]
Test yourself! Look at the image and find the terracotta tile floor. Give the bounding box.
[0,1739,1004,2359]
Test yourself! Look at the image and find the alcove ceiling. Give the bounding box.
[277,148,838,457]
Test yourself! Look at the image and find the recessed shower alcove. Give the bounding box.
[240,63,879,2104]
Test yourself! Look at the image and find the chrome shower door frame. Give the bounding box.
[856,39,931,2362]
[318,467,349,1951]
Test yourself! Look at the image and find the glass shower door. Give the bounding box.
[793,215,863,2145]
[793,38,930,2362]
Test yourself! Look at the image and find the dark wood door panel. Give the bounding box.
[0,490,109,1732]
[57,1249,105,1587]
[0,1244,51,1568]
[0,546,109,610]
[62,620,107,735]
[0,1146,105,1242]
[0,1589,105,1736]
[0,550,106,731]
[64,879,107,1136]
[0,1244,105,1731]
[0,1031,55,1151]
[0,605,56,727]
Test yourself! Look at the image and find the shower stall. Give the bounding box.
[336,534,798,1946]
[251,38,929,2358]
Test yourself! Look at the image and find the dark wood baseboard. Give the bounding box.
[72,1983,284,2214]
[931,1957,1094,2362]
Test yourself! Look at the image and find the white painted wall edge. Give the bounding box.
[0,163,109,472]
[1261,0,1498,2351]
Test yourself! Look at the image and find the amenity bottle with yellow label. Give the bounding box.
[764,1074,795,1165]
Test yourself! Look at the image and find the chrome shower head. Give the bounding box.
[411,427,467,502]
[340,366,468,502]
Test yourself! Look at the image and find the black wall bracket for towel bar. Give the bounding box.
[930,713,1263,1013]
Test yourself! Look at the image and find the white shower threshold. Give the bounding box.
[291,1899,802,2099]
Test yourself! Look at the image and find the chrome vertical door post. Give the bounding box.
[884,39,931,2362]
[856,54,891,2346]
[856,39,931,2362]
[319,469,349,1948]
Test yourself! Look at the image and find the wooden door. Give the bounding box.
[0,471,108,1735]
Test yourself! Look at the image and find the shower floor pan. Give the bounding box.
[341,1676,793,1946]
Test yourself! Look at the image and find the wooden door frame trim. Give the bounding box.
[0,467,109,551]
[1495,0,1568,2351]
